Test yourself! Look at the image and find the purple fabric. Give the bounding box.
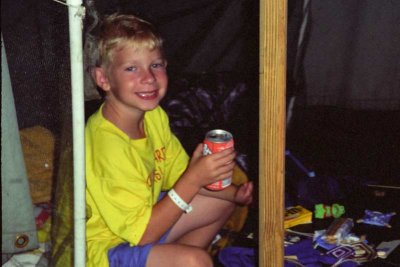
[108,231,169,267]
[218,247,256,267]
[285,239,322,266]
[284,239,358,267]
[108,192,168,267]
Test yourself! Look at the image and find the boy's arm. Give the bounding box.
[199,184,238,202]
[139,144,237,245]
[199,181,253,206]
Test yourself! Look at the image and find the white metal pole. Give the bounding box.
[67,1,86,266]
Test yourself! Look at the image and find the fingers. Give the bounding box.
[213,161,235,180]
[244,182,254,197]
[187,145,236,187]
[206,148,236,167]
[191,144,235,163]
[245,182,254,204]
[211,147,235,159]
[236,182,254,205]
[246,181,254,194]
[191,143,204,159]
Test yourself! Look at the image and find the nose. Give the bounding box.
[141,69,156,84]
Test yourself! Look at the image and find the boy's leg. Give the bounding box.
[146,243,213,267]
[166,194,235,248]
[146,195,234,267]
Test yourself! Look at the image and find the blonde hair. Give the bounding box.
[96,13,164,68]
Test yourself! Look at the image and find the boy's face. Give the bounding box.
[95,45,168,113]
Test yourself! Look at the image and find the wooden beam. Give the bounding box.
[259,0,287,266]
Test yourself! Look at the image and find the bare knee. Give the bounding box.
[183,248,213,267]
[147,245,213,267]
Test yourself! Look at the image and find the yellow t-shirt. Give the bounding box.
[85,105,189,267]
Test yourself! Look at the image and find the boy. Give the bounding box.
[85,13,253,267]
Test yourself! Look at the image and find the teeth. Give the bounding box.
[138,92,156,97]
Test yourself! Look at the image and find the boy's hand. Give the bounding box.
[234,181,253,206]
[185,143,236,189]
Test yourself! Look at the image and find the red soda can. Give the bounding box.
[203,129,234,190]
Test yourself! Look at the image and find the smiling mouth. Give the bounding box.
[136,90,158,100]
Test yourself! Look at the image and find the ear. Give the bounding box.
[94,67,111,91]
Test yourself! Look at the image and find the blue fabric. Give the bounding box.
[218,247,256,267]
[107,192,168,267]
[285,239,322,266]
[284,239,358,267]
[108,231,169,267]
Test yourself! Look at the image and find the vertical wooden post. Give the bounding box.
[259,0,287,266]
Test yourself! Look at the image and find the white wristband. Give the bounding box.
[168,189,193,213]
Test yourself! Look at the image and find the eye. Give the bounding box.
[151,62,166,69]
[125,66,137,72]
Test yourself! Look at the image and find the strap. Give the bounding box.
[168,189,193,213]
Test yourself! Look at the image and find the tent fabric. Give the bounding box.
[91,0,259,75]
[2,39,39,256]
[83,0,259,100]
[302,1,400,110]
[50,117,74,267]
